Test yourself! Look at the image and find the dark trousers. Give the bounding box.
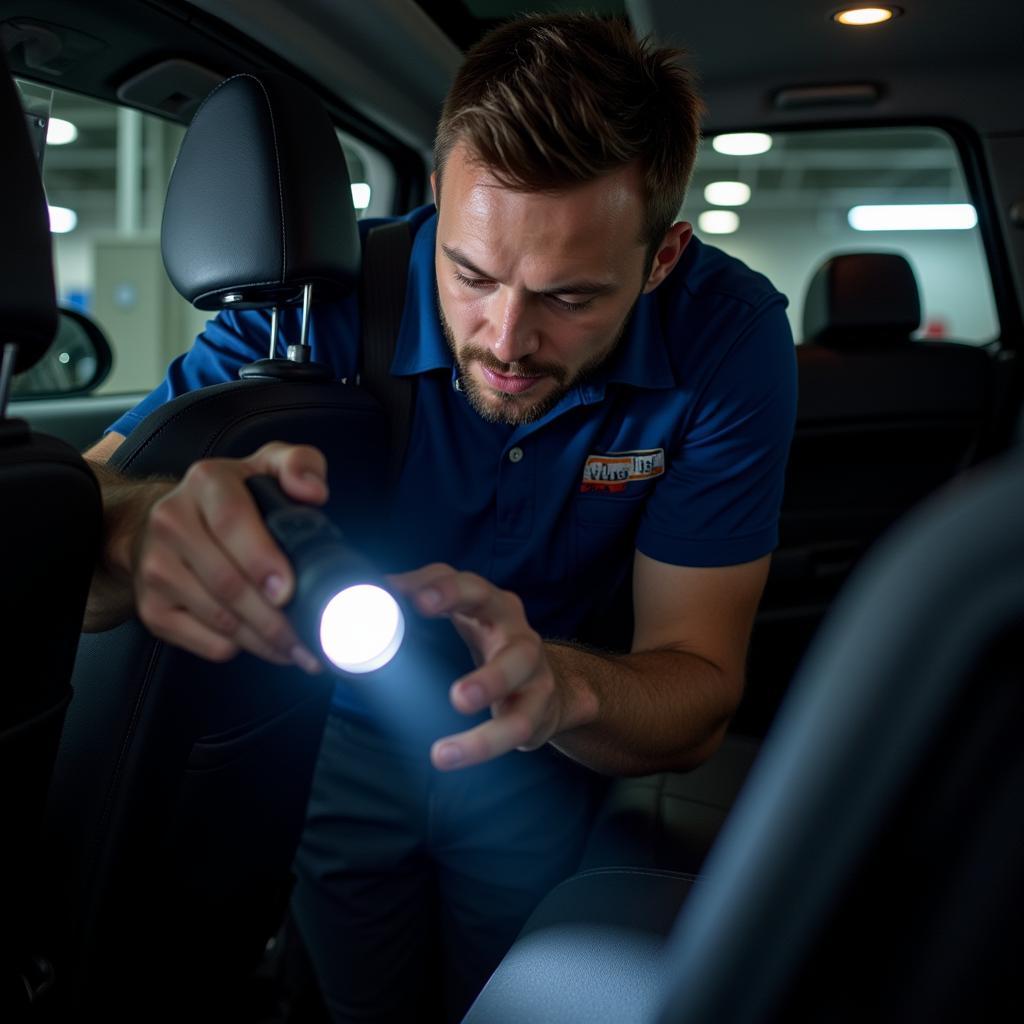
[290,709,603,1023]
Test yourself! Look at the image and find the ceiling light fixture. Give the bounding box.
[351,182,371,210]
[833,7,900,27]
[46,117,78,145]
[848,204,978,231]
[699,210,740,235]
[711,133,773,156]
[48,205,78,233]
[704,181,752,207]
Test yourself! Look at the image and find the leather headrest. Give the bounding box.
[0,53,58,374]
[161,72,361,311]
[802,252,921,347]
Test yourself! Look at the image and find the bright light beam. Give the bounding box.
[320,584,405,674]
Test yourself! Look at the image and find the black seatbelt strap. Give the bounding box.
[360,220,413,489]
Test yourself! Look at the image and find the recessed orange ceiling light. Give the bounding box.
[833,7,900,26]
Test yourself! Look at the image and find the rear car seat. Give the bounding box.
[743,250,996,734]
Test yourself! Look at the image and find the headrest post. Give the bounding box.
[269,307,280,360]
[285,283,314,364]
[299,282,313,349]
[0,343,17,419]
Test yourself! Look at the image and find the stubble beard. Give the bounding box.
[438,300,634,426]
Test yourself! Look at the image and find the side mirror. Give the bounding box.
[10,308,113,399]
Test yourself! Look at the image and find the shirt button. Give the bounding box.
[508,446,524,464]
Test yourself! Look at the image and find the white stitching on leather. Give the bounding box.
[249,76,287,285]
[202,74,287,286]
[175,73,289,289]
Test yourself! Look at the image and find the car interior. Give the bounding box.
[2,1,1022,1021]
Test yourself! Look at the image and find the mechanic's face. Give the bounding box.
[433,144,684,425]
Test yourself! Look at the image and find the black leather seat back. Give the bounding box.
[0,54,102,1011]
[161,70,361,310]
[743,252,996,734]
[41,73,391,1019]
[659,446,1024,1023]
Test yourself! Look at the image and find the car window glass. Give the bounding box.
[28,82,395,397]
[685,126,1000,345]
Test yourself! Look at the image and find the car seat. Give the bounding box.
[745,251,997,735]
[0,52,102,1015]
[39,71,395,1021]
[463,434,1023,1023]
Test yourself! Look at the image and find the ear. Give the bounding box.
[643,222,694,293]
[430,170,438,206]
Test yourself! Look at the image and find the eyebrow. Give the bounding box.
[440,243,617,298]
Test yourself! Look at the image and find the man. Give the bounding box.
[85,13,796,1022]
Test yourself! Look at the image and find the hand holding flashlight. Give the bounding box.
[247,475,405,674]
[127,442,327,671]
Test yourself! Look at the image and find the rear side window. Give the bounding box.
[685,126,999,345]
[25,82,395,397]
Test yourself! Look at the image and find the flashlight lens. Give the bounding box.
[319,584,404,673]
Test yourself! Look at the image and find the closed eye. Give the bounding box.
[547,295,594,313]
[453,270,493,290]
[454,270,594,312]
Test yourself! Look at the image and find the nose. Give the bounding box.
[489,289,539,365]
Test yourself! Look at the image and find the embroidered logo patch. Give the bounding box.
[580,449,665,493]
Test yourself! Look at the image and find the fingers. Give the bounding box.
[435,639,555,770]
[389,564,527,630]
[243,441,329,506]
[448,636,545,715]
[432,682,553,770]
[132,443,330,672]
[388,563,563,770]
[180,458,297,607]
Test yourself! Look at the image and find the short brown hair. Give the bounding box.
[434,13,704,256]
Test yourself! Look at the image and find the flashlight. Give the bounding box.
[246,475,404,674]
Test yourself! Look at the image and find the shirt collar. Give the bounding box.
[390,209,677,397]
[576,289,676,404]
[390,211,453,376]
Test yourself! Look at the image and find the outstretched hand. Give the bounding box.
[388,563,577,770]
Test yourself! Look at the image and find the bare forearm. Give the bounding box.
[83,460,174,631]
[545,641,739,776]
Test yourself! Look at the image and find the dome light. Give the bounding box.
[834,7,898,27]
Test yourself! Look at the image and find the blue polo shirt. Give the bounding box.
[110,204,796,699]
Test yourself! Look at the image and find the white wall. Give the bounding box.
[687,207,1000,345]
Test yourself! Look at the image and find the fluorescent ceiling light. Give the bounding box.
[46,117,78,145]
[834,7,897,26]
[351,182,371,210]
[48,205,78,233]
[848,204,977,231]
[704,181,751,206]
[712,133,773,156]
[699,210,740,235]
